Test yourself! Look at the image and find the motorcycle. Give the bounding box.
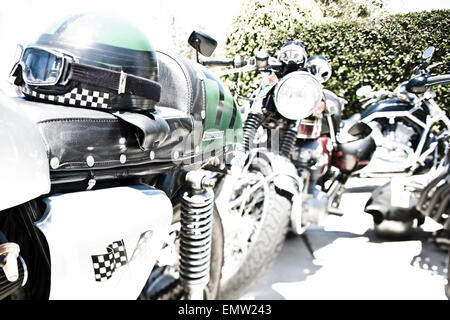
[361,47,450,236]
[356,46,450,177]
[197,41,376,298]
[0,16,242,300]
[364,132,449,236]
[364,132,449,295]
[415,142,450,298]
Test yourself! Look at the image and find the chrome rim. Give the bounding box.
[220,167,270,284]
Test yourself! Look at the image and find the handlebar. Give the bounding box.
[426,74,450,87]
[202,53,283,77]
[406,73,450,93]
[201,58,235,67]
[200,54,249,68]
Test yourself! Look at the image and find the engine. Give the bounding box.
[391,122,416,147]
[291,138,331,192]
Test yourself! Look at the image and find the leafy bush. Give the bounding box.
[225,3,450,118]
[317,0,384,20]
[225,0,313,56]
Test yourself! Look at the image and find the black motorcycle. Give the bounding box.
[357,46,450,177]
[362,47,450,237]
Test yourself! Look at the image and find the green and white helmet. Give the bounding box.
[10,13,160,111]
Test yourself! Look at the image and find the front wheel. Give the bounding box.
[218,157,291,299]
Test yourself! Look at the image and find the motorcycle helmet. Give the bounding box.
[9,13,160,111]
[305,55,332,83]
[277,41,307,66]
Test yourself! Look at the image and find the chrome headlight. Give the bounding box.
[273,71,323,120]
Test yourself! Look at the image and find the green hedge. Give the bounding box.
[225,6,450,118]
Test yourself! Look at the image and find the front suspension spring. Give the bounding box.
[280,128,297,158]
[243,113,263,151]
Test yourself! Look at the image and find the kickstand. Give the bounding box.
[301,233,316,259]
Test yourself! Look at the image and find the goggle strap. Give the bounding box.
[70,63,161,102]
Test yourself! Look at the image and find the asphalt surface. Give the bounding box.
[240,177,449,300]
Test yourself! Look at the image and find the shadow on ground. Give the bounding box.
[246,228,363,299]
[246,225,449,300]
[362,227,448,278]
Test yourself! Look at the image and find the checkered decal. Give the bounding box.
[22,86,110,109]
[91,240,128,282]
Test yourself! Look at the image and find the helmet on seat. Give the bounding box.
[9,13,160,111]
[277,40,307,66]
[305,55,332,83]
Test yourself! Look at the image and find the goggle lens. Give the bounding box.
[21,48,64,86]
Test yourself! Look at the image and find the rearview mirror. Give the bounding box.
[422,46,435,60]
[188,31,218,57]
[348,122,372,139]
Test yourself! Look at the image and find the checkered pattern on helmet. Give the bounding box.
[91,240,128,282]
[22,86,110,109]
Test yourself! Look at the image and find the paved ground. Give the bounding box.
[240,178,449,300]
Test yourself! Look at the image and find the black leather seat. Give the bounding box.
[6,50,207,173]
[156,50,206,118]
[157,51,192,114]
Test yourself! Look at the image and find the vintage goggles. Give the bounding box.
[10,45,73,86]
[9,44,160,101]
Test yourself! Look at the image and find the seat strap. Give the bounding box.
[112,112,170,151]
[70,63,161,102]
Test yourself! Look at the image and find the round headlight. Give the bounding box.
[273,71,323,120]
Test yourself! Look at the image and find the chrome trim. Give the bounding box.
[0,242,20,282]
[273,71,322,120]
[18,256,28,287]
